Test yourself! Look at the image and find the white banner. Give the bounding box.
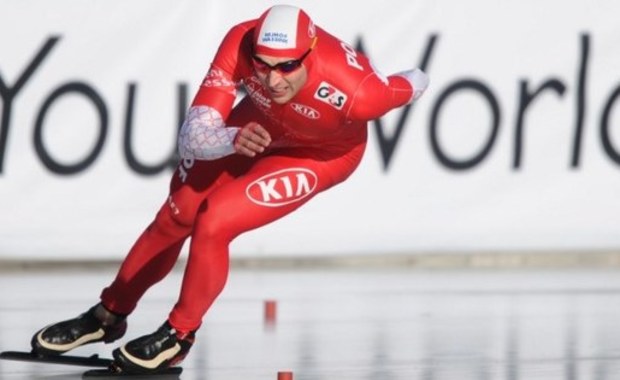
[1,0,619,259]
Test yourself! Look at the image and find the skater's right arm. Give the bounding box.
[178,22,255,161]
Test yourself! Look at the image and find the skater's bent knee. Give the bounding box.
[153,199,195,236]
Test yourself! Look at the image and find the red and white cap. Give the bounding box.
[253,5,316,58]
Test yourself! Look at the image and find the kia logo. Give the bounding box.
[246,168,318,207]
[290,103,320,119]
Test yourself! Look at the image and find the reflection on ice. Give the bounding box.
[1,269,620,379]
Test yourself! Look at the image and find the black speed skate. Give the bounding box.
[31,304,126,356]
[112,321,194,374]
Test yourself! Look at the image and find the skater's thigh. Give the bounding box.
[166,154,254,226]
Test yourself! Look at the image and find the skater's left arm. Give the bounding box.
[347,66,429,121]
[178,23,252,161]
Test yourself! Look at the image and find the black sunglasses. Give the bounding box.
[252,48,313,75]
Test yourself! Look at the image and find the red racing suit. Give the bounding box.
[100,19,423,332]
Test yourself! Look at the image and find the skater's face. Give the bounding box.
[252,53,309,104]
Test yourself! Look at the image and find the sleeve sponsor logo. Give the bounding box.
[244,77,272,109]
[201,68,236,88]
[313,81,347,110]
[246,168,318,207]
[290,103,321,119]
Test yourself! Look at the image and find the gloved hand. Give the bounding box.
[397,68,429,101]
[234,121,272,157]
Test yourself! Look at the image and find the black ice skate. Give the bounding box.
[112,321,194,374]
[31,304,127,356]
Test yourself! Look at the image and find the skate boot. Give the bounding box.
[31,304,127,355]
[112,321,195,374]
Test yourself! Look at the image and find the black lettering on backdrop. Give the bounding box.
[122,83,187,175]
[600,84,620,165]
[514,34,589,170]
[0,36,60,174]
[356,34,438,171]
[571,34,589,168]
[430,80,500,170]
[367,33,595,172]
[1,33,614,177]
[513,79,566,169]
[33,82,108,175]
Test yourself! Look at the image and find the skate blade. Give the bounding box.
[1,350,112,367]
[83,366,182,378]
